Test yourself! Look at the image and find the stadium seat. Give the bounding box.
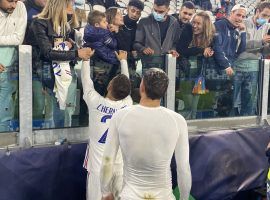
[92,4,106,12]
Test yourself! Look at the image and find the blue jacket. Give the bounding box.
[213,18,246,70]
[84,25,119,65]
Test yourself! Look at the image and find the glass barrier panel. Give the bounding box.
[175,56,260,119]
[32,54,167,130]
[32,58,87,130]
[0,46,19,132]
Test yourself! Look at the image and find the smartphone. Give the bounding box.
[267,29,270,35]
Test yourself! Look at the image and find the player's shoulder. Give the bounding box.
[160,107,186,122]
[112,105,133,119]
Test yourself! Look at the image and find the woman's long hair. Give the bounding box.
[37,0,70,36]
[191,11,215,48]
[105,7,119,24]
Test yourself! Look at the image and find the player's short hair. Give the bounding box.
[111,74,131,100]
[154,0,170,7]
[87,10,106,26]
[181,1,195,10]
[143,68,169,100]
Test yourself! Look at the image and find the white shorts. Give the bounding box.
[86,171,123,200]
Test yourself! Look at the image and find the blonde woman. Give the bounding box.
[177,11,216,58]
[31,0,91,61]
[176,11,216,119]
[30,0,92,128]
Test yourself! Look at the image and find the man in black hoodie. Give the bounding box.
[117,0,144,53]
[116,0,144,102]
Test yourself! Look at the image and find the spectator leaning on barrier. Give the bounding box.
[116,0,143,54]
[233,2,270,116]
[133,0,180,68]
[0,0,27,131]
[177,11,215,119]
[213,4,247,77]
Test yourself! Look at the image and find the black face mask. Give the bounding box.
[124,15,138,28]
[67,14,73,22]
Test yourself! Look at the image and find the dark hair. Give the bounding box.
[111,74,131,100]
[128,0,144,11]
[181,1,195,10]
[143,68,169,100]
[256,2,270,12]
[154,0,170,7]
[106,7,119,24]
[87,10,106,26]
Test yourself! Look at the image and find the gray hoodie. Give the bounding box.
[235,16,270,71]
[133,14,180,55]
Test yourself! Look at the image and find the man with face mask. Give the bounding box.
[232,2,270,116]
[133,0,180,73]
[0,0,27,131]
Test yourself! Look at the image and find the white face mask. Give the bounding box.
[153,11,166,22]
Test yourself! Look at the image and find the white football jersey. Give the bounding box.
[82,59,132,174]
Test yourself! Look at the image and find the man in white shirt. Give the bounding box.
[82,50,132,200]
[0,0,27,131]
[100,68,192,200]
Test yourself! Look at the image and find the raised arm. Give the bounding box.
[100,114,120,198]
[81,49,100,104]
[175,117,192,200]
[115,50,129,78]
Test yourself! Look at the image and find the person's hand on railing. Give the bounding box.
[168,50,179,58]
[0,64,5,73]
[78,47,95,61]
[143,47,154,55]
[225,66,234,76]
[115,50,127,61]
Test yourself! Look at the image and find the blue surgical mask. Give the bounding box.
[256,18,267,26]
[153,11,165,22]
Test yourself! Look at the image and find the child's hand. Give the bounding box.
[115,50,127,61]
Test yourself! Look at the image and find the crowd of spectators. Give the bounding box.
[1,0,270,130]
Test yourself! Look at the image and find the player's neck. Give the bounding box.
[140,97,160,107]
[106,93,117,101]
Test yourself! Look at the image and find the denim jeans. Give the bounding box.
[233,70,258,116]
[0,71,18,132]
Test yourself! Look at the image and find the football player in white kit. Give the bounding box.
[100,68,192,200]
[82,50,132,200]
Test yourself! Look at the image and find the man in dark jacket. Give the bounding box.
[116,0,144,102]
[213,4,247,77]
[174,1,195,35]
[117,0,144,53]
[213,4,247,116]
